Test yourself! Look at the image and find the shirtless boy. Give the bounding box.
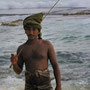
[10,13,61,90]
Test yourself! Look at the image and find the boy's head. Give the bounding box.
[23,13,43,39]
[23,13,43,31]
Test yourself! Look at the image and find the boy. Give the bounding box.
[10,13,61,90]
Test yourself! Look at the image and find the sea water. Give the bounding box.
[0,0,90,90]
[0,0,90,9]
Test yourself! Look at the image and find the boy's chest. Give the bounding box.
[22,45,48,60]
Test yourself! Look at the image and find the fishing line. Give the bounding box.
[9,0,60,68]
[43,0,60,20]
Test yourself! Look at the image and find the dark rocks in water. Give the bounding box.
[50,7,90,16]
[63,12,90,16]
[11,19,23,23]
[1,19,23,26]
[1,22,17,26]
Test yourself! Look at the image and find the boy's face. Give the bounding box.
[25,27,40,40]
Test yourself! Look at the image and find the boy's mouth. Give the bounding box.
[28,35,35,39]
[28,34,34,37]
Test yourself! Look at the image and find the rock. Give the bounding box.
[1,19,23,26]
[1,22,17,26]
[63,12,90,16]
[11,19,23,23]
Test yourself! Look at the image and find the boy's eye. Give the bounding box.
[33,28,36,31]
[25,27,36,32]
[25,28,28,31]
[25,27,29,30]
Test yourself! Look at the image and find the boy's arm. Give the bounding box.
[47,41,61,90]
[10,54,22,74]
[10,45,24,74]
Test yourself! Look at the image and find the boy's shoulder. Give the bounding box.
[41,39,53,47]
[41,39,50,43]
[17,42,26,52]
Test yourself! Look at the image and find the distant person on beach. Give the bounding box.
[10,13,61,90]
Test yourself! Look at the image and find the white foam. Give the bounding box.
[0,76,24,90]
[0,0,90,9]
[0,0,54,9]
[62,0,90,7]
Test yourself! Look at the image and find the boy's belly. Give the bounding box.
[25,59,48,72]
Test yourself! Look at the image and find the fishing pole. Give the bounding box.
[9,46,25,68]
[43,0,60,20]
[9,0,60,68]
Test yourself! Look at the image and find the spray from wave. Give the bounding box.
[0,0,90,9]
[0,76,24,90]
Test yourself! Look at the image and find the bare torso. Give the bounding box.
[20,39,49,72]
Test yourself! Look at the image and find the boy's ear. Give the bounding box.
[38,29,40,33]
[38,31,40,34]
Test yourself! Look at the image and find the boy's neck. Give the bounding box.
[27,38,38,44]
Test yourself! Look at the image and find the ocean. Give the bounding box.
[0,0,90,90]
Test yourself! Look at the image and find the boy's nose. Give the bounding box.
[29,30,33,34]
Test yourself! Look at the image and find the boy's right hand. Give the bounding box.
[10,54,18,65]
